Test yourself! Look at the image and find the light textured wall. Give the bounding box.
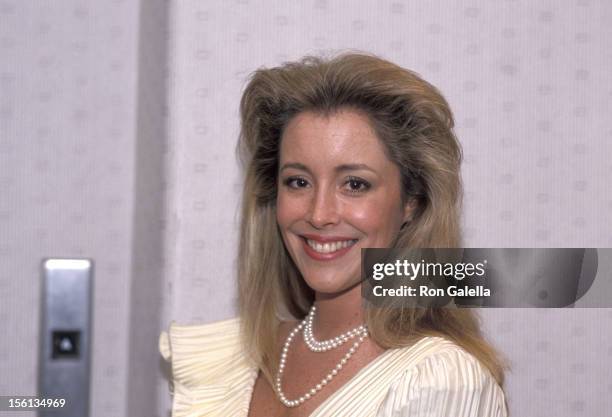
[162,1,612,416]
[0,1,142,417]
[128,1,169,417]
[2,1,610,416]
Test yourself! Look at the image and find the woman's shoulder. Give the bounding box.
[159,317,260,416]
[390,335,501,388]
[159,316,252,388]
[376,336,507,416]
[159,317,242,358]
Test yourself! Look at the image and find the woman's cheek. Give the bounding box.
[276,193,302,225]
[341,199,377,225]
[276,192,290,223]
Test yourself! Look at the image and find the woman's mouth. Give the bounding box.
[305,238,357,253]
[300,236,358,260]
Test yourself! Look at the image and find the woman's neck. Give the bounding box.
[312,283,365,340]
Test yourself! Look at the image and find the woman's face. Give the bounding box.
[276,109,414,295]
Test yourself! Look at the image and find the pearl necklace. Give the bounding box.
[275,306,369,408]
[303,305,368,352]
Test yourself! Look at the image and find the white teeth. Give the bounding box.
[306,239,357,254]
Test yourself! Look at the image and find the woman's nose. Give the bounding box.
[307,186,340,228]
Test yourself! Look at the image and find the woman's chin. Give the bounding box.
[302,276,361,296]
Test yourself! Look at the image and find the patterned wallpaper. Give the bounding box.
[162,1,612,416]
[0,1,142,417]
[2,1,611,417]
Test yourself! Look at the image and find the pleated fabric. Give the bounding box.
[159,318,507,417]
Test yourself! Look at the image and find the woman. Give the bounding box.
[160,53,508,416]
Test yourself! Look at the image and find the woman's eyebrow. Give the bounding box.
[279,162,376,174]
[334,163,376,174]
[279,162,310,173]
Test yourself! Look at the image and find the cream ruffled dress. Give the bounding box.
[159,318,507,417]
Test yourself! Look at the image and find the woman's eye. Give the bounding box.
[345,177,371,193]
[284,177,309,189]
[283,176,370,193]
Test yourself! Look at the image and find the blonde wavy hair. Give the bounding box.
[236,52,506,387]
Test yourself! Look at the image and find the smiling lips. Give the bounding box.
[300,234,358,261]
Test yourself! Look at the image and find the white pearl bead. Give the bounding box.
[275,304,369,408]
[303,304,367,352]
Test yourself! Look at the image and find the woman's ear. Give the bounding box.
[402,198,418,226]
